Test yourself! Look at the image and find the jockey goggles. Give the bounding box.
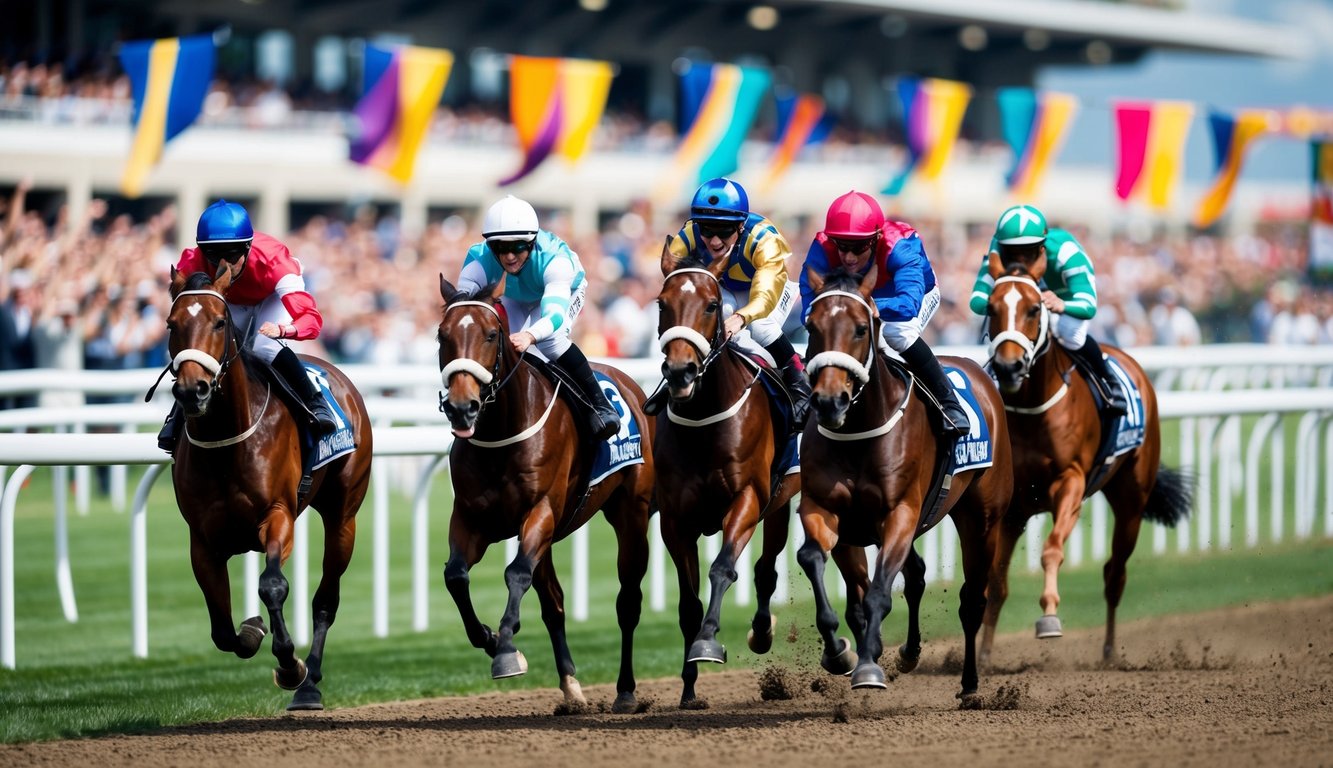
[199,240,252,264]
[831,235,876,255]
[489,238,534,256]
[697,221,741,240]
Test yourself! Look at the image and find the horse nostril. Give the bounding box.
[465,400,480,418]
[193,380,210,398]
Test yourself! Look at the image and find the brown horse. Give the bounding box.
[437,275,654,713]
[981,253,1192,664]
[798,265,1012,698]
[653,250,797,709]
[163,265,372,711]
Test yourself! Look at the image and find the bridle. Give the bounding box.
[438,299,525,412]
[985,274,1051,383]
[656,267,729,383]
[804,289,880,409]
[146,288,241,402]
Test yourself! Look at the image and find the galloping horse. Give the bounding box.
[981,253,1192,663]
[798,266,1012,698]
[163,264,372,710]
[653,250,797,709]
[437,276,654,713]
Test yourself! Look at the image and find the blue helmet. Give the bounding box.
[196,200,254,244]
[690,178,749,223]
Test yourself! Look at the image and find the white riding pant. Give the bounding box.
[1051,313,1090,350]
[502,279,587,362]
[722,280,799,358]
[230,294,292,364]
[878,285,941,353]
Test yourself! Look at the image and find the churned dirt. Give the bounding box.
[4,595,1331,768]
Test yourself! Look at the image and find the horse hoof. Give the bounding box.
[747,615,777,655]
[850,662,887,689]
[686,639,726,664]
[897,643,922,674]
[287,683,323,711]
[611,692,639,714]
[236,616,267,659]
[273,658,308,691]
[1035,615,1063,639]
[820,637,857,676]
[491,651,528,679]
[560,675,588,707]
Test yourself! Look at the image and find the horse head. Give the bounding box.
[803,263,880,429]
[437,273,509,438]
[984,251,1051,393]
[655,241,728,404]
[166,261,242,416]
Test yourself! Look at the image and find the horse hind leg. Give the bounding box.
[747,501,792,655]
[606,490,651,714]
[1100,476,1150,664]
[189,536,268,659]
[532,556,586,711]
[288,513,358,711]
[980,512,1025,669]
[896,546,926,673]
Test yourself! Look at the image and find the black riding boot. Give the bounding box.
[157,403,183,454]
[1070,336,1128,415]
[900,338,970,439]
[554,345,620,441]
[764,337,811,433]
[272,346,337,433]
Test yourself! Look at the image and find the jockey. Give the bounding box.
[157,200,337,453]
[456,195,620,442]
[648,177,811,428]
[970,204,1127,415]
[800,190,970,438]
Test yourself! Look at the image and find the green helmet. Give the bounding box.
[995,204,1048,245]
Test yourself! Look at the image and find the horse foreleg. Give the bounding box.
[830,544,868,643]
[690,489,761,665]
[796,499,854,676]
[288,513,357,711]
[188,534,266,659]
[531,556,583,707]
[607,492,650,714]
[747,498,792,655]
[492,502,555,680]
[896,546,926,673]
[660,514,704,708]
[257,510,306,691]
[443,523,497,657]
[1038,471,1087,639]
[980,510,1026,668]
[852,508,916,689]
[954,508,993,700]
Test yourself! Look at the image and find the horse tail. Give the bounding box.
[1143,465,1194,528]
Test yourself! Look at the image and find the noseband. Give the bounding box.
[986,275,1051,382]
[438,300,522,412]
[804,289,879,407]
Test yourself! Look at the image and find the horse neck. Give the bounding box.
[475,349,558,440]
[1011,340,1073,412]
[199,346,260,432]
[678,346,755,417]
[852,354,903,426]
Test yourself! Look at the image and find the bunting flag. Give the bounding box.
[1193,108,1279,228]
[883,77,972,196]
[656,61,771,201]
[118,34,215,198]
[1113,100,1194,211]
[499,56,615,186]
[349,44,453,184]
[759,91,831,192]
[998,88,1078,198]
[1311,141,1333,283]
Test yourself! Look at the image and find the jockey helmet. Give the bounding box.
[995,204,1048,246]
[196,200,254,245]
[823,190,884,239]
[690,178,749,223]
[482,195,539,242]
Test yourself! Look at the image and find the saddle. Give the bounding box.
[735,348,800,499]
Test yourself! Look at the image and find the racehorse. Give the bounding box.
[798,265,1012,699]
[437,275,654,713]
[162,264,372,710]
[981,252,1192,664]
[653,249,797,708]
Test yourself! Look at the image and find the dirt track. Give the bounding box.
[5,595,1331,768]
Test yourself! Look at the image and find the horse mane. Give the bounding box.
[818,267,865,295]
[183,271,214,291]
[673,252,708,271]
[1002,261,1033,278]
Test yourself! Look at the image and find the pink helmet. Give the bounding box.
[823,191,885,239]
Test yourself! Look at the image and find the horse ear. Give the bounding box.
[806,266,825,294]
[168,265,186,298]
[439,273,458,303]
[987,250,1004,280]
[479,276,505,304]
[659,236,675,277]
[1027,247,1048,281]
[213,260,235,293]
[706,250,729,280]
[859,261,878,299]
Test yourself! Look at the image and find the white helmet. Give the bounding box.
[481,195,539,242]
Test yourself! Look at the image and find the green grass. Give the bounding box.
[0,456,1330,744]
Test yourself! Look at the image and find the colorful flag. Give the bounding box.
[1193,109,1278,228]
[350,44,453,184]
[1113,101,1194,211]
[118,34,215,198]
[500,56,615,186]
[998,88,1078,198]
[759,91,831,192]
[883,77,972,196]
[1311,141,1333,283]
[656,62,771,201]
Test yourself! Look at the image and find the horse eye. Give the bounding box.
[854,324,869,339]
[486,330,499,343]
[706,301,719,314]
[1026,305,1041,318]
[213,318,226,331]
[985,304,996,317]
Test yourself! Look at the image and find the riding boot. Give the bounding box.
[272,346,337,434]
[900,338,970,439]
[554,345,621,441]
[157,403,183,454]
[1070,336,1128,416]
[763,337,811,433]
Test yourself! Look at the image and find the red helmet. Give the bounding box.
[823,191,884,239]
